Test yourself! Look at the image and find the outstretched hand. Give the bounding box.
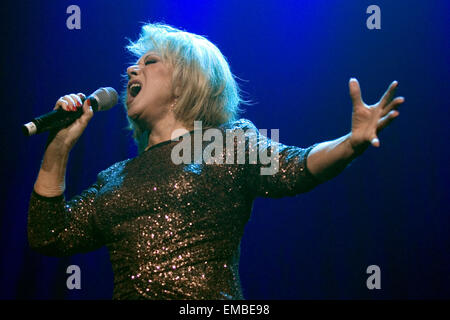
[348,78,405,151]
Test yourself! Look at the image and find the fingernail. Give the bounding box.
[371,138,380,146]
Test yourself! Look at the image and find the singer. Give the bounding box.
[27,23,405,299]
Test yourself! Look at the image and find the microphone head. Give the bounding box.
[90,87,118,111]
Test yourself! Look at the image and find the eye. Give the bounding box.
[145,58,157,65]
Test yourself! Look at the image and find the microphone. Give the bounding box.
[22,87,118,136]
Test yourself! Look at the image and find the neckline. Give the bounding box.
[142,128,198,153]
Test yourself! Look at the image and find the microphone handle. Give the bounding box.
[22,96,100,136]
[32,108,84,135]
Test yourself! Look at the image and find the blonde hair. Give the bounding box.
[123,22,243,154]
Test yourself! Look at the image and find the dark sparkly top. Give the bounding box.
[27,118,322,299]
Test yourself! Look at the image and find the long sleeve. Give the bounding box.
[232,119,323,198]
[27,171,106,257]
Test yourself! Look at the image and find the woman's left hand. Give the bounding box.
[348,78,405,151]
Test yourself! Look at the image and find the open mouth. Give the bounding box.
[128,81,142,98]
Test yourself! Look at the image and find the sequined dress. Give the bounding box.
[27,118,322,299]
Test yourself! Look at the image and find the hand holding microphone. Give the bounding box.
[22,87,118,152]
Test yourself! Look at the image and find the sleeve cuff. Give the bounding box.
[303,143,323,185]
[31,189,65,202]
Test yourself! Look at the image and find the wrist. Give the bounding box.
[346,132,370,157]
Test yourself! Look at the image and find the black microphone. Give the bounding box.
[22,87,118,136]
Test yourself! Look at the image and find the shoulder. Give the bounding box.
[96,158,132,185]
[218,118,259,132]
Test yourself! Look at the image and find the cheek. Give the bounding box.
[145,73,173,101]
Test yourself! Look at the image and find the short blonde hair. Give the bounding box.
[124,22,243,154]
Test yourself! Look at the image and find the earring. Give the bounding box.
[170,97,178,111]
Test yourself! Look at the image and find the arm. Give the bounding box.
[33,142,70,197]
[28,173,105,257]
[28,92,102,256]
[306,132,364,182]
[29,128,107,257]
[34,92,92,196]
[307,78,405,182]
[234,119,322,198]
[241,79,405,198]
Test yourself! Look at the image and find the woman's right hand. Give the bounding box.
[46,93,94,152]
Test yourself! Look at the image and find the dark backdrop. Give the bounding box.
[0,0,448,299]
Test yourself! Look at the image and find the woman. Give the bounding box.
[28,23,405,299]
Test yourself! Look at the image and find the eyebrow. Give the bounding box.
[136,52,160,65]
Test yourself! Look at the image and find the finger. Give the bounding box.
[70,94,83,108]
[349,78,363,106]
[54,97,70,111]
[77,93,86,107]
[381,96,405,117]
[370,134,380,147]
[378,110,400,132]
[379,80,398,108]
[65,95,77,111]
[78,98,94,126]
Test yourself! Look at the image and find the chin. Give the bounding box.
[126,106,140,121]
[127,110,149,130]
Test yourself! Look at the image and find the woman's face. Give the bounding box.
[126,51,175,128]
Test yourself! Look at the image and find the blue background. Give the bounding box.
[0,0,449,299]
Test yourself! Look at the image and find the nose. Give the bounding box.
[127,65,140,78]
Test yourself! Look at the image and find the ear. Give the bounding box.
[174,85,181,98]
